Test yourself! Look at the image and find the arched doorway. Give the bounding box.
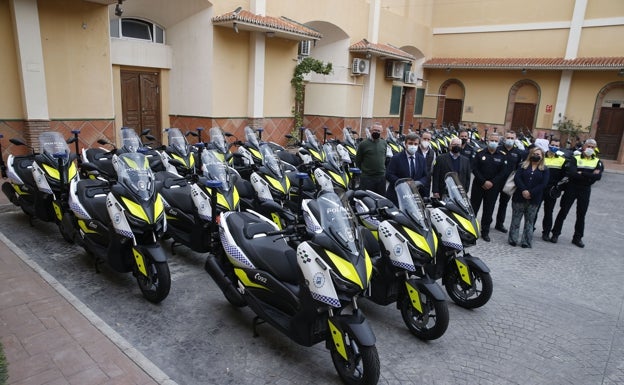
[590,82,624,161]
[437,80,465,128]
[506,80,539,135]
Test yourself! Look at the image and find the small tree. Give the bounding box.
[554,116,589,149]
[290,57,332,144]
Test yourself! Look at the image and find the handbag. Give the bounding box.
[502,171,516,196]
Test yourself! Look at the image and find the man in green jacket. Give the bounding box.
[356,122,387,195]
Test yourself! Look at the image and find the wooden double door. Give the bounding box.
[121,70,161,135]
[595,107,624,160]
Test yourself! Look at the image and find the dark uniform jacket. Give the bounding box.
[432,153,471,196]
[472,148,508,188]
[567,154,603,187]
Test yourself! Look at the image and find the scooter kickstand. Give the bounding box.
[252,316,266,337]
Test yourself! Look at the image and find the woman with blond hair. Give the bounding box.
[508,146,550,248]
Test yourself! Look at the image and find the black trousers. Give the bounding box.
[470,180,500,235]
[495,192,511,226]
[360,175,386,196]
[551,186,591,239]
[541,190,557,235]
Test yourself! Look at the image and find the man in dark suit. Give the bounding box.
[431,137,471,199]
[386,133,428,204]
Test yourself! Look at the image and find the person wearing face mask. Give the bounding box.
[431,137,471,199]
[458,128,475,160]
[550,139,603,248]
[386,133,427,205]
[355,122,387,195]
[495,130,526,233]
[507,147,549,248]
[539,137,572,241]
[416,131,436,197]
[469,132,507,242]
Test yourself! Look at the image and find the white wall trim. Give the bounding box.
[583,17,624,27]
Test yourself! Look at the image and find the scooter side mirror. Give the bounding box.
[9,138,26,146]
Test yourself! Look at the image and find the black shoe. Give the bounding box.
[542,233,551,242]
[572,239,585,248]
[508,241,517,247]
[521,244,531,248]
[550,235,559,243]
[495,224,508,233]
[482,234,490,242]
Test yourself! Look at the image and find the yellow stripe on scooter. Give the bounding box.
[52,201,63,221]
[403,226,434,257]
[455,259,472,285]
[133,247,148,276]
[122,197,150,223]
[451,212,478,238]
[42,164,60,180]
[328,319,348,360]
[326,250,364,289]
[405,280,423,313]
[266,175,286,194]
[234,268,268,290]
[77,219,97,234]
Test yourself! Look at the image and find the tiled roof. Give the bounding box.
[349,39,415,61]
[423,57,624,70]
[212,8,322,40]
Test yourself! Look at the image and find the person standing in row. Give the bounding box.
[355,122,387,195]
[386,133,427,204]
[540,137,572,241]
[431,137,471,199]
[470,132,508,242]
[550,139,603,248]
[507,146,549,248]
[417,130,435,197]
[495,130,525,233]
[458,129,476,160]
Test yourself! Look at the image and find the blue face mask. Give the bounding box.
[488,141,498,150]
[549,146,559,153]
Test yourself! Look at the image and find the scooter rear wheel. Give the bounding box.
[137,261,171,304]
[330,334,380,385]
[399,294,449,340]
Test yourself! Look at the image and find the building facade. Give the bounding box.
[1,0,623,161]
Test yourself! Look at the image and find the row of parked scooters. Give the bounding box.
[0,126,493,385]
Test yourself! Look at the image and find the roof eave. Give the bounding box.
[212,19,321,41]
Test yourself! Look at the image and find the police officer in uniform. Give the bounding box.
[470,132,508,242]
[458,129,475,160]
[540,137,571,241]
[550,139,603,248]
[494,130,525,233]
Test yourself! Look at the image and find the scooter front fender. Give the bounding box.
[135,243,168,263]
[330,308,376,348]
[406,277,446,302]
[462,254,490,274]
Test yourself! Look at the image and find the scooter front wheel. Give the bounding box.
[330,334,380,385]
[137,261,171,304]
[399,294,449,340]
[444,268,493,309]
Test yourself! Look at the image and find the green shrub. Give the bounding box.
[0,342,8,385]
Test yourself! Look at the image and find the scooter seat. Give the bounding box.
[75,179,110,223]
[160,183,195,214]
[225,212,299,285]
[11,155,36,187]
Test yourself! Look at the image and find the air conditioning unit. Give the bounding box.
[352,58,370,75]
[298,40,311,57]
[404,71,417,84]
[385,61,404,79]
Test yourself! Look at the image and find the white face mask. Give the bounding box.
[407,145,418,155]
[504,139,514,147]
[584,148,594,157]
[420,140,430,149]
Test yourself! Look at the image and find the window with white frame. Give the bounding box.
[110,18,165,44]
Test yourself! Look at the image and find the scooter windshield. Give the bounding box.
[260,143,283,178]
[317,192,359,254]
[395,180,429,230]
[114,153,154,201]
[121,128,142,153]
[323,143,342,170]
[209,127,227,154]
[166,128,189,156]
[201,150,231,192]
[444,172,474,216]
[39,132,70,162]
[304,129,321,151]
[342,128,356,147]
[244,126,260,148]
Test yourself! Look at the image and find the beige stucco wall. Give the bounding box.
[211,28,250,117]
[264,37,297,117]
[372,60,400,118]
[566,72,623,128]
[432,0,573,27]
[38,0,113,118]
[585,0,624,19]
[0,0,22,118]
[578,25,624,58]
[305,82,363,118]
[432,29,570,58]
